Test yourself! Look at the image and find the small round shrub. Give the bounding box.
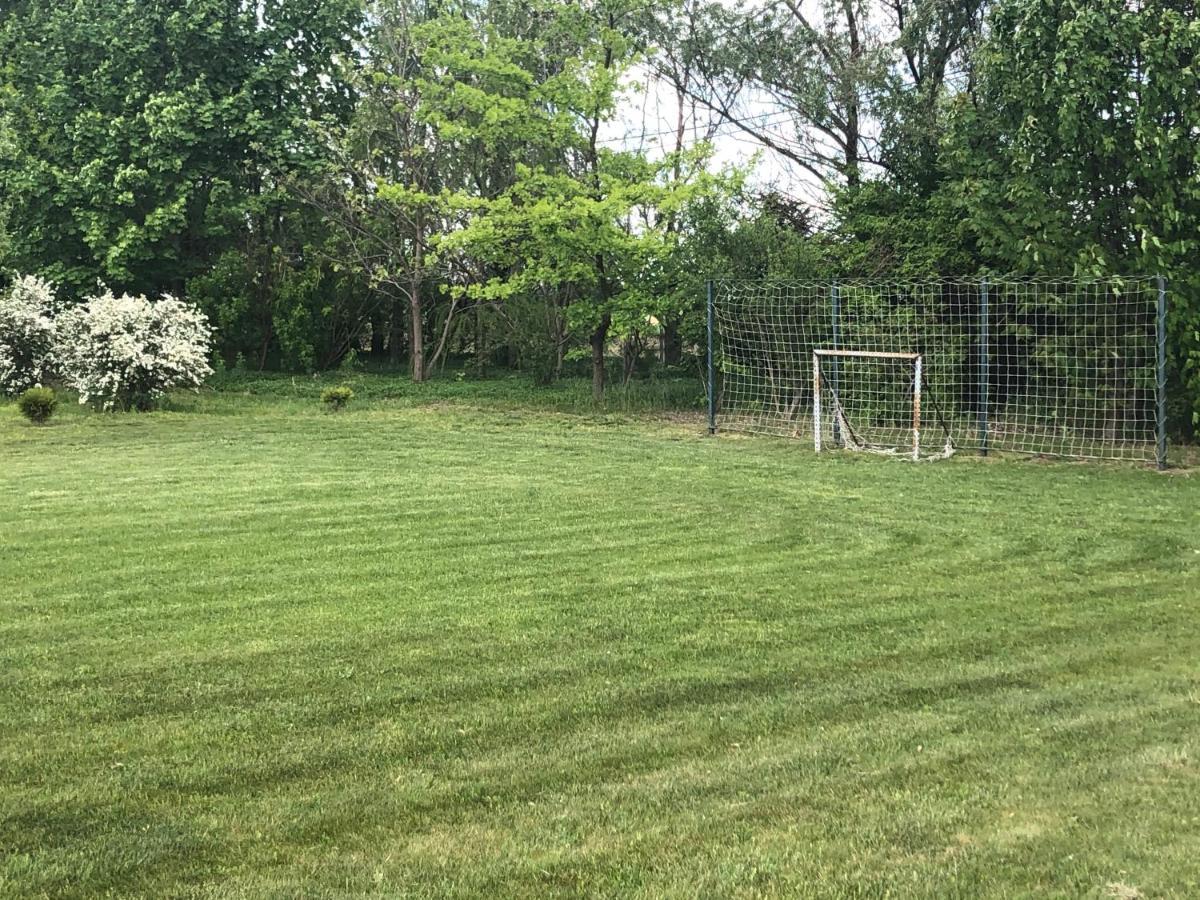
[17,386,57,424]
[321,385,354,411]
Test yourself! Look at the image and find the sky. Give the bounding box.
[598,63,825,206]
[595,0,916,212]
[594,0,841,208]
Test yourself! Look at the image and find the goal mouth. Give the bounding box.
[813,349,954,461]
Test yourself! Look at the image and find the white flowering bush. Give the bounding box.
[0,274,58,396]
[57,289,213,411]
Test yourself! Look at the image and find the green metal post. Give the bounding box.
[1156,276,1168,470]
[979,278,989,457]
[707,279,716,434]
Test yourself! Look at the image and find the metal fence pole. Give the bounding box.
[831,279,841,447]
[1156,275,1168,470]
[979,277,990,457]
[707,279,716,435]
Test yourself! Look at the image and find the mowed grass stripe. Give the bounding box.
[1,397,1198,897]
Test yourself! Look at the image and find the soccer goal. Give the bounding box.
[812,349,953,461]
[706,277,1168,466]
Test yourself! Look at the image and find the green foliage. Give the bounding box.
[944,0,1200,429]
[320,385,354,411]
[420,3,739,396]
[16,386,56,423]
[827,181,978,279]
[0,0,361,360]
[1,0,1197,430]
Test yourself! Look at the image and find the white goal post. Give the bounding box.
[813,349,923,461]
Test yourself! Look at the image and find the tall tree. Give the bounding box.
[306,0,450,380]
[0,0,359,316]
[946,0,1200,427]
[646,0,889,190]
[647,0,986,194]
[307,1,566,381]
[425,0,732,398]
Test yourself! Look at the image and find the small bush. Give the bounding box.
[17,386,57,424]
[321,385,354,411]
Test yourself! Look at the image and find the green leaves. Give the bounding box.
[0,0,360,298]
[947,0,1200,427]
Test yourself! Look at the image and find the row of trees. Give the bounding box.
[1,0,1197,427]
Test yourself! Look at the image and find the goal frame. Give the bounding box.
[813,349,923,461]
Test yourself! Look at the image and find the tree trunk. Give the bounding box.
[370,310,385,359]
[410,219,427,382]
[474,305,486,372]
[257,324,272,371]
[409,289,425,382]
[622,332,641,385]
[590,313,611,401]
[552,341,564,382]
[843,0,861,187]
[389,295,404,367]
[549,292,567,382]
[662,318,682,365]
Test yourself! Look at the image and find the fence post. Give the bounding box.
[831,279,841,447]
[979,277,989,457]
[707,279,716,435]
[1156,275,1168,470]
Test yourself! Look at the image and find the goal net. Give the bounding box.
[813,350,953,461]
[710,278,1165,464]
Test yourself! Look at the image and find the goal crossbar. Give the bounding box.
[813,349,920,360]
[813,349,924,460]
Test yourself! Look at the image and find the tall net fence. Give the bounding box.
[710,278,1166,464]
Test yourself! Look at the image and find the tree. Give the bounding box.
[0,0,360,367]
[429,1,732,398]
[645,0,891,191]
[875,0,989,191]
[645,0,987,199]
[946,0,1200,429]
[307,1,476,382]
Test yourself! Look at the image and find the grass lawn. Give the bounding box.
[2,376,1199,898]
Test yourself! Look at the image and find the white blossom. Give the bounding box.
[57,289,213,411]
[0,274,59,396]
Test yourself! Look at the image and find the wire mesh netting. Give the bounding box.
[711,278,1163,463]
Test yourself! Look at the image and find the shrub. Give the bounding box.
[57,290,213,411]
[17,386,57,424]
[0,274,58,396]
[321,385,354,411]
